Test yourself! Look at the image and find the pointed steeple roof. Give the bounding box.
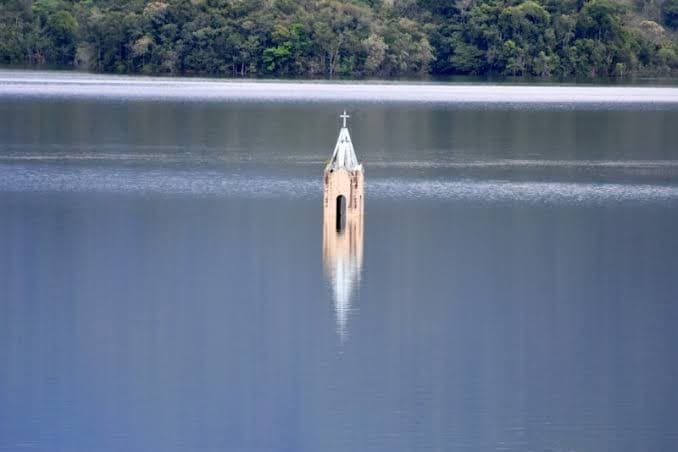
[326,111,361,171]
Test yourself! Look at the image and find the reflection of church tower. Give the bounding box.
[323,111,364,341]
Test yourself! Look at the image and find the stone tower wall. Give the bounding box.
[323,168,364,222]
[322,166,364,304]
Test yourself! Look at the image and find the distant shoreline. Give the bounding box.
[1,66,677,87]
[2,69,678,105]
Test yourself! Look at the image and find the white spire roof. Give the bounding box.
[326,111,361,171]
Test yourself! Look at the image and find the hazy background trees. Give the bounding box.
[1,0,676,78]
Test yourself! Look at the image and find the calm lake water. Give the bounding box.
[1,71,678,452]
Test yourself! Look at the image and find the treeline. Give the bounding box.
[1,0,677,78]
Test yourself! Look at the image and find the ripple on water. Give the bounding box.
[1,164,677,205]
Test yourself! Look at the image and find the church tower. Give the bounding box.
[323,111,364,230]
[322,111,364,341]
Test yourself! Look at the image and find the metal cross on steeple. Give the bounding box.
[340,110,350,128]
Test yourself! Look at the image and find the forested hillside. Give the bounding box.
[1,0,677,78]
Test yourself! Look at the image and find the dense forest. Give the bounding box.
[1,0,677,78]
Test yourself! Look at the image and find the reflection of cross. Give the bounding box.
[340,110,350,128]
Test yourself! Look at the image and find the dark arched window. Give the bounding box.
[336,195,346,231]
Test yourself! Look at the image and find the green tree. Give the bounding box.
[577,0,623,43]
[380,18,434,76]
[662,0,678,28]
[311,0,371,78]
[0,0,675,78]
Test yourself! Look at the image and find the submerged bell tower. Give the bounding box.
[323,111,364,230]
[323,111,364,341]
